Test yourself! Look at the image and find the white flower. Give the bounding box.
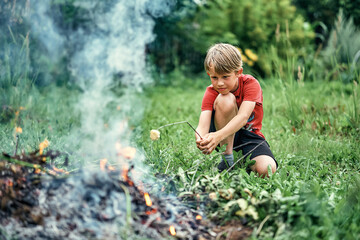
[150,129,160,141]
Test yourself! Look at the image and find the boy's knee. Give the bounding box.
[214,94,237,112]
[251,155,277,178]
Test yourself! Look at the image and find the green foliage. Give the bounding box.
[148,0,204,74]
[181,0,239,53]
[149,0,315,78]
[292,0,360,29]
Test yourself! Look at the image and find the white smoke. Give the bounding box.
[29,0,175,164]
[29,1,64,60]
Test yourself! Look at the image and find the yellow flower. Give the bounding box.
[247,60,254,67]
[150,129,160,141]
[241,54,249,63]
[245,49,258,62]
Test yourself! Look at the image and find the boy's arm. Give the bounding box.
[195,110,212,152]
[195,110,212,140]
[200,101,256,154]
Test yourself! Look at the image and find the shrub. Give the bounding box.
[151,0,315,78]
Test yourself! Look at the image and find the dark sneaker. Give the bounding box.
[217,159,233,173]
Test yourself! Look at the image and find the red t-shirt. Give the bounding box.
[201,74,265,139]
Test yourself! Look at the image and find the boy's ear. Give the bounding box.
[237,68,243,75]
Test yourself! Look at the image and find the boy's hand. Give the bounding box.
[195,136,204,152]
[197,132,222,154]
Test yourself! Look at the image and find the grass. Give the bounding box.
[136,76,360,239]
[1,67,359,239]
[2,6,360,239]
[1,37,359,238]
[0,85,80,166]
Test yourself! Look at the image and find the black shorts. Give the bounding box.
[210,111,278,168]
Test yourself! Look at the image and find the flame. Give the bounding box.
[169,225,176,236]
[144,193,152,207]
[52,166,69,174]
[121,165,133,185]
[146,209,157,215]
[108,165,116,171]
[100,158,107,171]
[98,158,116,172]
[15,127,23,134]
[5,179,13,187]
[116,143,136,159]
[122,147,136,159]
[47,166,69,176]
[196,215,202,220]
[39,139,49,155]
[121,166,128,179]
[48,169,56,175]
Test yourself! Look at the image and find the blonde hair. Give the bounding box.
[204,43,243,74]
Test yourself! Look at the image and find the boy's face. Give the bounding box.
[207,67,243,95]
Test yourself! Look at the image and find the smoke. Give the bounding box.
[2,2,179,238]
[29,0,175,165]
[29,1,64,61]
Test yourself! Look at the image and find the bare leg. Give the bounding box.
[250,155,277,178]
[214,93,238,155]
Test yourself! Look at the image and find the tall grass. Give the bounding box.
[322,10,360,83]
[0,29,80,163]
[0,28,37,122]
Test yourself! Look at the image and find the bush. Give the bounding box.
[149,0,315,78]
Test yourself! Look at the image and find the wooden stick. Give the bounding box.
[158,121,202,139]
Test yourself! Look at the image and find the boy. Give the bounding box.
[195,43,277,177]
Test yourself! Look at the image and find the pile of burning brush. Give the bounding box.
[0,144,217,240]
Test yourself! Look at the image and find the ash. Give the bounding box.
[1,168,215,240]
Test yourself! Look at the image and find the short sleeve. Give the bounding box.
[201,86,219,111]
[242,77,262,104]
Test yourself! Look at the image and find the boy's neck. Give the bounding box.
[231,77,240,93]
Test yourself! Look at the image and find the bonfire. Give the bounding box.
[0,145,217,239]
